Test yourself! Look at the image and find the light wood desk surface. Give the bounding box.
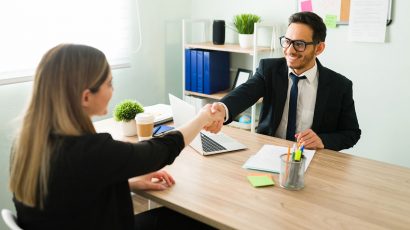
[95,118,410,230]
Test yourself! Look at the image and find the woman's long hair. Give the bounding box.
[9,44,110,208]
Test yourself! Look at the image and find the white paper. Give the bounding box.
[243,144,315,173]
[143,104,173,125]
[348,0,388,43]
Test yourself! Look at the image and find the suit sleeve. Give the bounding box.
[65,131,185,187]
[220,59,267,123]
[318,80,361,151]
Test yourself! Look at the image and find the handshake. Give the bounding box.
[196,102,227,134]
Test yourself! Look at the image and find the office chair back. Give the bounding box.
[1,209,23,230]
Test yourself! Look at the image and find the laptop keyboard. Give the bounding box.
[200,133,227,152]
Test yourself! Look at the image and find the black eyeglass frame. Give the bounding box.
[279,36,319,52]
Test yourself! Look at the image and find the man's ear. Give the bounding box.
[315,42,325,56]
[81,89,92,108]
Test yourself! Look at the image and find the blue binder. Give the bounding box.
[184,49,191,91]
[203,51,230,94]
[196,50,204,93]
[190,50,197,92]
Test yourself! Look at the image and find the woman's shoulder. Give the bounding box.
[54,133,117,158]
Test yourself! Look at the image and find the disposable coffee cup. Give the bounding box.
[279,153,305,190]
[136,113,154,141]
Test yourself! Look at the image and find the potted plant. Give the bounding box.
[233,13,261,48]
[113,99,144,136]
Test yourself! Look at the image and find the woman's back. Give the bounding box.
[14,132,184,229]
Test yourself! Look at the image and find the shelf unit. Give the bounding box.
[182,19,277,133]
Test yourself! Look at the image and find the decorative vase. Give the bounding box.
[121,119,138,136]
[238,34,253,48]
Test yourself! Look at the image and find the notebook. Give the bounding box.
[169,94,246,155]
[143,104,173,125]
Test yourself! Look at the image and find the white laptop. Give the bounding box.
[169,94,246,155]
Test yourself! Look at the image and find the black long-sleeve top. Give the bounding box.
[14,131,185,230]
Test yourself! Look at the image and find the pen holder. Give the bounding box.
[279,154,305,190]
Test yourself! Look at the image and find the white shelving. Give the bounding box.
[182,19,277,133]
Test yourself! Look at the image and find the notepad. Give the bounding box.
[144,104,173,125]
[247,174,275,187]
[243,144,315,173]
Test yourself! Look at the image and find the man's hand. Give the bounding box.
[203,102,226,133]
[295,129,324,150]
[128,170,175,191]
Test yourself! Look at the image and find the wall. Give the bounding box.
[0,0,190,228]
[190,0,410,168]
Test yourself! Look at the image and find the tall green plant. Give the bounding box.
[233,14,261,34]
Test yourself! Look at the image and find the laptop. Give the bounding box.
[169,94,246,155]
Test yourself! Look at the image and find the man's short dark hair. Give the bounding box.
[289,12,327,43]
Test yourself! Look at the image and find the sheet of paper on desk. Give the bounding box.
[243,144,315,173]
[144,104,173,125]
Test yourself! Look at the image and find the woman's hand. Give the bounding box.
[128,170,175,191]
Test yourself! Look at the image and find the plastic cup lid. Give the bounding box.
[136,113,154,123]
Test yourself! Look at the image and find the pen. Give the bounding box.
[153,126,161,135]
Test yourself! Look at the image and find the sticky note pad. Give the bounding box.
[247,175,275,187]
[300,0,313,12]
[324,15,337,28]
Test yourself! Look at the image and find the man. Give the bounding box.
[206,11,361,151]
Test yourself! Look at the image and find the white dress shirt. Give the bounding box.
[222,62,318,139]
[275,63,318,139]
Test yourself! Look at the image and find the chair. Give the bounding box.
[1,209,23,230]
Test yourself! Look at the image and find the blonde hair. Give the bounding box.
[10,44,110,207]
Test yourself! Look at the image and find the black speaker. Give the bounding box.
[213,20,225,45]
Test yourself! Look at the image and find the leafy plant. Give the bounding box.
[233,14,261,34]
[113,99,144,122]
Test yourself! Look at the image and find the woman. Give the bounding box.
[9,44,216,229]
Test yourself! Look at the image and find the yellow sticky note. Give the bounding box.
[247,175,275,187]
[324,15,337,28]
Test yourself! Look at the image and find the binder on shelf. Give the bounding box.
[190,49,198,92]
[196,50,204,93]
[203,51,230,94]
[184,49,191,91]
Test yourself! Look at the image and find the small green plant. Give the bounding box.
[233,13,261,34]
[113,99,144,122]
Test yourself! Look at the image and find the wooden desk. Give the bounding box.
[95,118,410,230]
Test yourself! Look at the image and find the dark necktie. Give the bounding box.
[286,73,306,141]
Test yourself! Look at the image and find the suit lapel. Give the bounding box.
[312,60,331,130]
[272,64,289,131]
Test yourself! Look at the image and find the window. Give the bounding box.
[0,0,133,85]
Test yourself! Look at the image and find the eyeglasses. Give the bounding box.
[279,36,319,52]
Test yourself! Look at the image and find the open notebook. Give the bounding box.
[243,144,315,173]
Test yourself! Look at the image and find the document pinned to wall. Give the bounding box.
[348,0,389,43]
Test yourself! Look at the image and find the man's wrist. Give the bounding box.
[217,102,229,122]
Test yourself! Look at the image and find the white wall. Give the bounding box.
[191,0,410,168]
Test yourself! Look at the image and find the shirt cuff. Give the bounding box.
[218,102,229,122]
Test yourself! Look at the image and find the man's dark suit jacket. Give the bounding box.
[221,58,361,151]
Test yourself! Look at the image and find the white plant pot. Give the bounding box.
[121,119,138,137]
[238,34,254,48]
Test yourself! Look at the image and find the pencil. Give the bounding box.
[284,146,291,185]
